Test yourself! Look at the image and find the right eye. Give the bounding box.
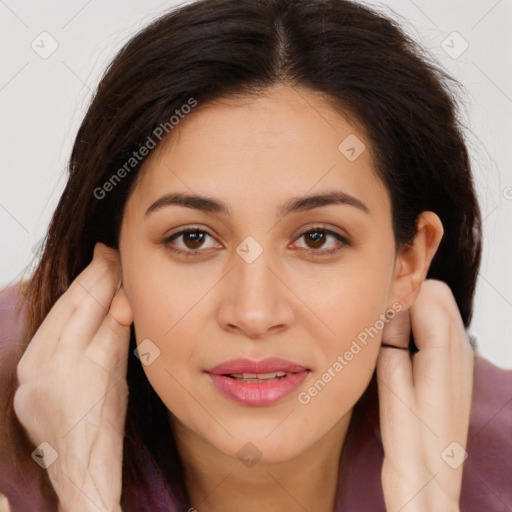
[162,227,221,257]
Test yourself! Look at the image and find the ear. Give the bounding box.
[110,282,134,327]
[110,247,134,327]
[388,211,444,311]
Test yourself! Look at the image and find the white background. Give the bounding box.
[1,0,511,369]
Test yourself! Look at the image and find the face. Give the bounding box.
[119,83,400,463]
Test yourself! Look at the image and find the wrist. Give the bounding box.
[58,500,122,512]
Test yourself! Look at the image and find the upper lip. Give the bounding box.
[206,358,310,375]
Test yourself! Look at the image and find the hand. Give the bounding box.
[377,279,474,512]
[13,242,133,512]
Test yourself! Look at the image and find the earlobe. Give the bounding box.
[110,284,134,327]
[388,211,444,311]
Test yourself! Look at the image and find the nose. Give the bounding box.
[217,247,296,339]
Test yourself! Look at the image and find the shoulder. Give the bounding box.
[362,349,512,511]
[0,281,56,511]
[471,354,511,415]
[460,353,512,511]
[0,281,26,358]
[0,281,27,412]
[0,281,26,413]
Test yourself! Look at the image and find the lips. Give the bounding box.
[206,357,310,376]
[205,358,311,406]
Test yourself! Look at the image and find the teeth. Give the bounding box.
[229,371,288,380]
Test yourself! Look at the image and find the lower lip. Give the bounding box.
[206,371,310,406]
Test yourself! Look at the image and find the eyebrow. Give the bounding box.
[144,190,370,218]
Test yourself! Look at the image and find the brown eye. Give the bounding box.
[180,230,206,249]
[162,225,350,259]
[163,228,219,256]
[304,230,327,249]
[294,227,350,255]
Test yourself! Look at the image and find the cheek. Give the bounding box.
[304,264,390,395]
[122,257,209,399]
[308,264,392,348]
[125,271,199,417]
[299,280,384,416]
[124,256,206,340]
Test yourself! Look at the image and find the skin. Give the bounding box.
[120,85,397,510]
[13,84,474,512]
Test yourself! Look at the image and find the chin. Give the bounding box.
[209,430,314,465]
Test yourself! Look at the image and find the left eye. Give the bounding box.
[163,226,349,257]
[293,228,349,254]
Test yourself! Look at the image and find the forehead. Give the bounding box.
[126,84,391,220]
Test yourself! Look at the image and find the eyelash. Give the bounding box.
[162,225,350,258]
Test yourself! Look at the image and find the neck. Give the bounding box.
[169,411,352,512]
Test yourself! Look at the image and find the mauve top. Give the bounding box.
[0,282,511,512]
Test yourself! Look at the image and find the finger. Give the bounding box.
[409,281,473,479]
[377,311,424,476]
[58,244,122,352]
[85,286,133,377]
[18,243,118,379]
[381,307,411,350]
[447,331,474,441]
[410,282,456,440]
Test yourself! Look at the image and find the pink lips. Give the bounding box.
[205,357,311,406]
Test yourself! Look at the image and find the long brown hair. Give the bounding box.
[6,0,481,508]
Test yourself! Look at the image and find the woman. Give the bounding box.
[0,0,510,511]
